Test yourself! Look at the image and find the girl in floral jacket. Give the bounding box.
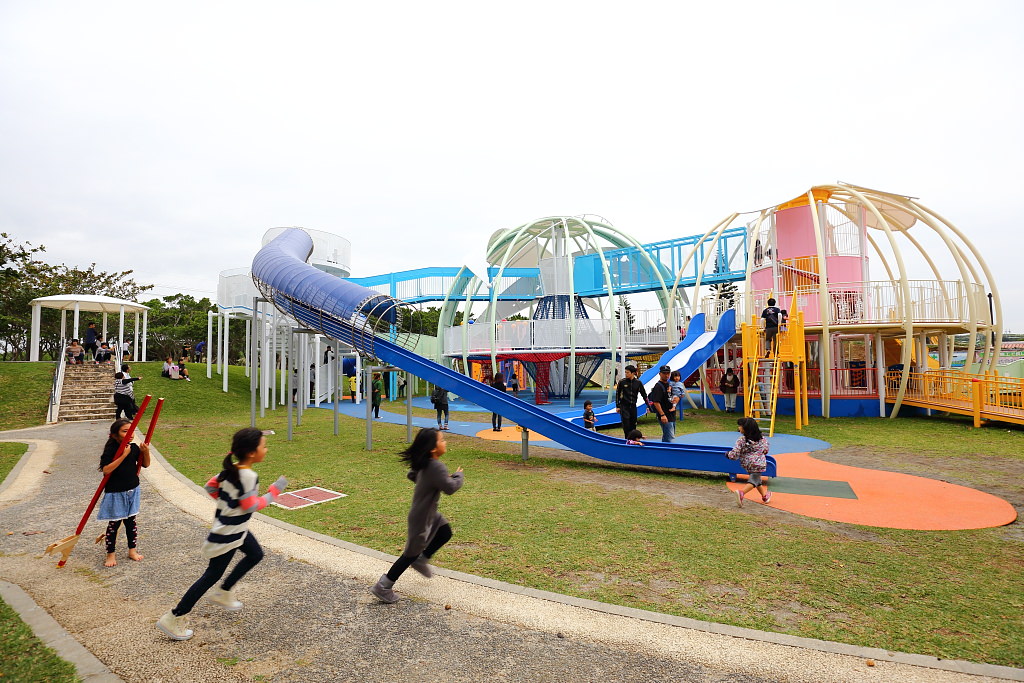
[727,417,771,506]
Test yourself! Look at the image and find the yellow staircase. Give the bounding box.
[740,296,808,435]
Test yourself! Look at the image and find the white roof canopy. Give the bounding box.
[29,294,149,313]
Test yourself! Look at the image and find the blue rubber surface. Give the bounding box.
[253,229,777,478]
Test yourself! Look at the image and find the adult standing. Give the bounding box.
[84,322,99,362]
[431,385,449,430]
[719,367,740,413]
[348,374,358,404]
[760,298,788,358]
[614,365,649,438]
[371,373,384,419]
[648,365,676,443]
[397,374,407,400]
[490,372,506,431]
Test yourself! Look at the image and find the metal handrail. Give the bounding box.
[47,339,70,423]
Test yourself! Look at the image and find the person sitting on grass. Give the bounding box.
[625,429,644,445]
[177,358,191,382]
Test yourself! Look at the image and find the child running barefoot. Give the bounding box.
[727,417,771,507]
[156,428,287,641]
[370,428,463,603]
[98,419,151,567]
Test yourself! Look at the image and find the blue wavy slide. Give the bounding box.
[251,229,776,477]
[558,309,736,428]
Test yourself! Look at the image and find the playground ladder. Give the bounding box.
[746,357,781,436]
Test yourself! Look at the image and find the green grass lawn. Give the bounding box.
[2,361,1023,667]
[0,363,54,430]
[0,442,29,482]
[0,598,80,682]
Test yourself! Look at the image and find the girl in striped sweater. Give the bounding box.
[157,428,287,641]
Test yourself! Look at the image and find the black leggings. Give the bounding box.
[386,523,453,582]
[173,533,264,616]
[491,413,502,430]
[104,516,137,553]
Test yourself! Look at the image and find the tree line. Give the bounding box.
[0,232,248,363]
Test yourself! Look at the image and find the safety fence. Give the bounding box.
[886,370,1024,427]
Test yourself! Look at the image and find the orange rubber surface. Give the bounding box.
[728,452,1018,530]
[475,427,551,442]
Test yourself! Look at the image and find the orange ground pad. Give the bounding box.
[475,427,551,442]
[728,452,1018,530]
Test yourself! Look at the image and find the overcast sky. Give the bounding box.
[2,1,1022,330]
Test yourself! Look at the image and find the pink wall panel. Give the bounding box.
[775,206,817,259]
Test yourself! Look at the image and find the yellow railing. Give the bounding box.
[885,370,1024,427]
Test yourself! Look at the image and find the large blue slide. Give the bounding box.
[252,229,776,477]
[559,309,736,428]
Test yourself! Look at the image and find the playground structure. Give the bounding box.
[341,182,1012,425]
[251,228,776,477]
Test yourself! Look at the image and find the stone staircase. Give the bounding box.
[58,364,117,422]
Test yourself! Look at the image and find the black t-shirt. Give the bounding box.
[761,306,786,329]
[648,380,676,422]
[100,439,140,493]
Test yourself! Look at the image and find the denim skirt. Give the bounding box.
[97,486,141,521]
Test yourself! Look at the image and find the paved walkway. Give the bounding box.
[0,422,1019,682]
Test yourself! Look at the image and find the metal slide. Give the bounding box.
[558,309,736,428]
[252,229,776,477]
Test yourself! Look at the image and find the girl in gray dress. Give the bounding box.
[371,428,463,603]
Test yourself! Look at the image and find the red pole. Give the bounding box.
[72,396,151,537]
[137,398,164,475]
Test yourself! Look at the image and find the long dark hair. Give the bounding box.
[492,372,504,386]
[737,417,763,442]
[220,427,264,488]
[400,428,439,472]
[99,419,133,471]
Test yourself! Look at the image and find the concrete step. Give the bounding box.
[60,412,116,422]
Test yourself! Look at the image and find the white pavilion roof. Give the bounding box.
[29,294,149,313]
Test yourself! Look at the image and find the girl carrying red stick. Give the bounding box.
[98,419,151,567]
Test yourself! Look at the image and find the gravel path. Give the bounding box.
[0,422,1016,683]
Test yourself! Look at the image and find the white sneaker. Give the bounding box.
[156,611,193,640]
[209,587,243,611]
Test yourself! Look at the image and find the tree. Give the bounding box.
[614,296,635,331]
[0,233,153,360]
[141,294,216,361]
[709,256,738,310]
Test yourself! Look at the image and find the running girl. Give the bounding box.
[370,428,463,603]
[156,428,287,640]
[98,419,150,567]
[727,417,771,506]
